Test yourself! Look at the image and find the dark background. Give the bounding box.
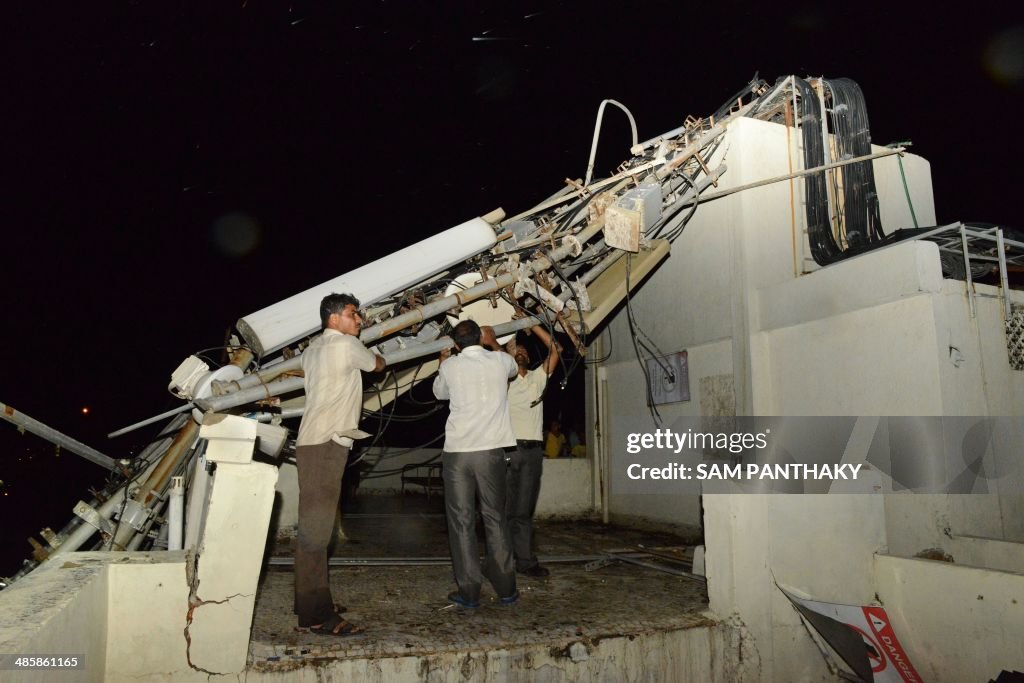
[3,2,1022,576]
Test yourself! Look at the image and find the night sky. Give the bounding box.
[3,2,1022,576]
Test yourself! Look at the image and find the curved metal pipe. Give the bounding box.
[584,99,639,186]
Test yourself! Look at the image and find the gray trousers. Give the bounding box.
[507,443,544,571]
[442,449,517,602]
[294,441,349,627]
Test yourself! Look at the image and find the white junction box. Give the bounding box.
[605,183,662,252]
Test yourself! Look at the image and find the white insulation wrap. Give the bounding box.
[236,217,497,356]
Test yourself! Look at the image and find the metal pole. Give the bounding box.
[194,375,303,413]
[358,216,608,345]
[107,402,194,439]
[961,224,976,319]
[47,457,164,560]
[1,402,119,471]
[212,357,301,394]
[195,317,547,414]
[997,227,1010,320]
[266,553,616,567]
[584,99,639,186]
[604,551,706,583]
[109,420,200,550]
[16,414,189,575]
[671,147,905,210]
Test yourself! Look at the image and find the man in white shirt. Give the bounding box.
[294,293,385,636]
[503,323,560,577]
[433,320,519,608]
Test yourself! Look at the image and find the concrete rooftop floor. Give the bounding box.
[248,492,711,672]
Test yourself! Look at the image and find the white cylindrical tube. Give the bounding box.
[236,216,498,356]
[168,476,184,551]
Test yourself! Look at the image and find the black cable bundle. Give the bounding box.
[826,78,883,248]
[795,77,840,265]
[800,76,887,266]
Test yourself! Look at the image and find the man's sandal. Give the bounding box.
[307,614,363,637]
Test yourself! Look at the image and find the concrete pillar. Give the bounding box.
[186,415,278,674]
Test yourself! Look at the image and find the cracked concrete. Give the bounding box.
[248,493,714,677]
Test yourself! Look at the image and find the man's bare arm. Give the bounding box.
[531,324,561,376]
[480,325,501,351]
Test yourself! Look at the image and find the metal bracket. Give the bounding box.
[74,501,114,537]
[584,557,618,572]
[563,235,584,258]
[564,278,591,312]
[116,499,152,532]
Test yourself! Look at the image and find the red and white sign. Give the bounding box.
[779,586,924,683]
[862,606,923,683]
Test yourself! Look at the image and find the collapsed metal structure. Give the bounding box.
[4,73,1021,585]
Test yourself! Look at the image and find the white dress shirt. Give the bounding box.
[508,366,547,441]
[296,329,378,447]
[433,345,518,452]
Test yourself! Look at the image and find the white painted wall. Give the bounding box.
[593,113,1023,681]
[949,533,1024,573]
[874,554,1024,681]
[535,457,595,517]
[0,554,109,682]
[105,557,190,681]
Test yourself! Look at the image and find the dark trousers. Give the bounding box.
[294,440,349,627]
[442,449,516,602]
[507,444,544,571]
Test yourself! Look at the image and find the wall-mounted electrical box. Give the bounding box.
[646,350,689,405]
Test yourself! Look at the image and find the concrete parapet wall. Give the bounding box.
[949,534,1024,573]
[247,621,739,682]
[874,553,1024,682]
[0,552,111,682]
[0,450,280,682]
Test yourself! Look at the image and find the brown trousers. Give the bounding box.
[294,440,349,627]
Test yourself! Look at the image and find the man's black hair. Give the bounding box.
[320,292,361,328]
[452,319,482,350]
[508,332,532,363]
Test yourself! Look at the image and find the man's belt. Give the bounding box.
[517,439,542,449]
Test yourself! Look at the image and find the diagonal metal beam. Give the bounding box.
[1,401,119,471]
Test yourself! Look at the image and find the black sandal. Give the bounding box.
[307,614,363,637]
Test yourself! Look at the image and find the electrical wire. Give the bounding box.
[887,140,919,228]
[799,77,886,265]
[361,432,446,478]
[624,255,662,426]
[545,253,587,380]
[653,171,702,243]
[583,326,613,364]
[796,77,839,265]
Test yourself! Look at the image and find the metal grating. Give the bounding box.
[897,222,1022,320]
[1007,307,1024,371]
